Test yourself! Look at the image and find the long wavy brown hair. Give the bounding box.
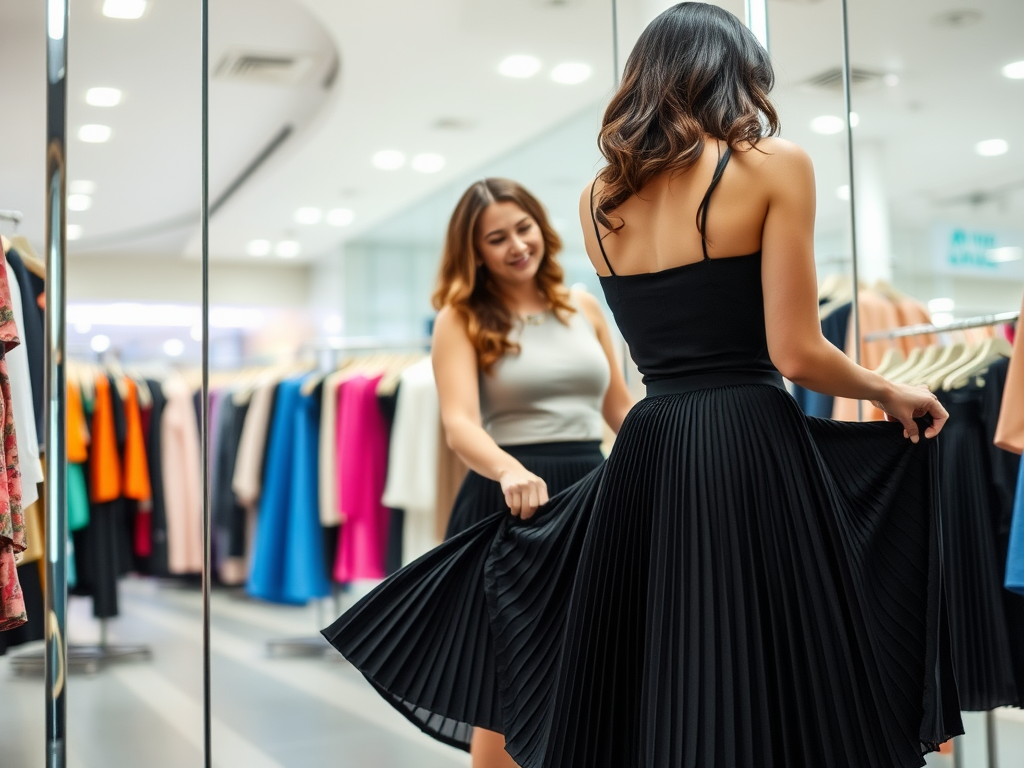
[432,178,574,373]
[595,2,779,233]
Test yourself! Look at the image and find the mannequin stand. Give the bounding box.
[265,592,341,659]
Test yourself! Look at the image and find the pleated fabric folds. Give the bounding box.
[324,384,962,768]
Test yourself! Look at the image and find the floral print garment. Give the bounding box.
[0,255,25,632]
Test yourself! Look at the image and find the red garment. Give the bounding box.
[0,257,26,631]
[135,400,154,558]
[334,374,390,582]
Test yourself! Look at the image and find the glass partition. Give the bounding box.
[1,1,205,766]
[204,1,618,766]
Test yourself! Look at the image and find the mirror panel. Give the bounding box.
[205,1,617,766]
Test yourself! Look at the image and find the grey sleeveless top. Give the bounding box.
[480,302,610,446]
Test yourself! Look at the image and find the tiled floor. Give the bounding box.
[2,578,1022,767]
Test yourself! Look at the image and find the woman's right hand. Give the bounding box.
[498,465,549,520]
[872,382,949,443]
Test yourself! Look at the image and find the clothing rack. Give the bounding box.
[263,338,430,659]
[864,311,1019,342]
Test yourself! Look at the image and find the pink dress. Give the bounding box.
[334,374,390,582]
[0,257,25,632]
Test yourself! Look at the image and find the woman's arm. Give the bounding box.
[573,289,634,433]
[759,141,947,441]
[432,306,549,517]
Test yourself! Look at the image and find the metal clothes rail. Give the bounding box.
[864,311,1019,342]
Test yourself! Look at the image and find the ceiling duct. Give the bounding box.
[803,66,887,92]
[214,48,314,85]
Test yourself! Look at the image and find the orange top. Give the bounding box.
[67,380,89,464]
[122,378,152,501]
[89,375,122,503]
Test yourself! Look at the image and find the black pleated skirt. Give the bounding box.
[937,386,1024,710]
[445,441,606,538]
[323,383,962,768]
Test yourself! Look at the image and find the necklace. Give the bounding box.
[522,311,547,326]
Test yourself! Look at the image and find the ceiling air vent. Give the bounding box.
[214,49,314,85]
[803,66,887,92]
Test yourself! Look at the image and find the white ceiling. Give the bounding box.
[1,0,1022,268]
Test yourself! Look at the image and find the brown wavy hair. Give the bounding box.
[432,178,573,373]
[595,2,779,232]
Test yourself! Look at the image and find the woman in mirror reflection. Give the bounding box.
[325,3,964,767]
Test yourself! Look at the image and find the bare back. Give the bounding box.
[581,138,777,277]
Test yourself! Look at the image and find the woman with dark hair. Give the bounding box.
[325,5,963,767]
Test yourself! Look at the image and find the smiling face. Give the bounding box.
[474,200,546,290]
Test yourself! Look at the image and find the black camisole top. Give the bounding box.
[591,148,782,396]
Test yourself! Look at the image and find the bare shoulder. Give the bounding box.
[735,137,813,173]
[433,305,471,341]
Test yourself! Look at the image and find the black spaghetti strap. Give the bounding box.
[589,181,616,276]
[697,146,732,261]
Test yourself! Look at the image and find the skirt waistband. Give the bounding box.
[646,370,786,397]
[499,440,604,459]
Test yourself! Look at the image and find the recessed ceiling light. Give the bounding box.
[372,150,406,170]
[836,184,850,201]
[810,115,844,134]
[975,138,1009,156]
[927,297,955,313]
[551,62,592,84]
[499,55,541,78]
[275,240,301,258]
[67,194,92,211]
[411,153,445,173]
[1003,61,1024,79]
[883,73,900,86]
[90,334,111,353]
[326,208,355,227]
[294,207,322,225]
[987,246,1023,262]
[190,325,203,341]
[78,124,111,143]
[69,180,95,195]
[246,239,271,257]
[66,224,83,241]
[931,312,955,327]
[323,315,343,334]
[162,339,185,357]
[102,0,147,19]
[849,111,860,127]
[73,320,92,334]
[86,87,122,107]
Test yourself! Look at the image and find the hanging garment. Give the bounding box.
[232,380,277,512]
[4,249,44,442]
[4,261,42,508]
[0,257,25,631]
[324,150,962,768]
[145,380,170,575]
[211,392,249,561]
[72,375,132,619]
[377,383,405,576]
[248,378,329,603]
[318,370,346,527]
[994,295,1024,454]
[67,380,90,532]
[381,359,440,565]
[334,373,390,582]
[935,359,1024,710]
[161,375,203,574]
[1006,461,1024,595]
